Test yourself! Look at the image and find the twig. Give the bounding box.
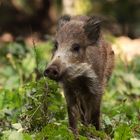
[32,38,39,70]
[29,104,41,121]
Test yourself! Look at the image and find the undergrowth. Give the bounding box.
[0,39,140,140]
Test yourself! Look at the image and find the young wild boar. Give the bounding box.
[44,15,114,133]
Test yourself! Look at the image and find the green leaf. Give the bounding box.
[12,123,22,130]
[2,131,23,140]
[114,123,132,140]
[104,115,112,126]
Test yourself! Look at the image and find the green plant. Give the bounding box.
[0,38,140,139]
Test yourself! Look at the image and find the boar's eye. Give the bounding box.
[53,41,58,51]
[71,43,81,52]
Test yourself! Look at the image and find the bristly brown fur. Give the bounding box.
[45,15,115,134]
[84,16,102,43]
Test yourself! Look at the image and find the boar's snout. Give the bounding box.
[44,65,60,81]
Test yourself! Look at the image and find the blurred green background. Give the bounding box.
[0,0,140,140]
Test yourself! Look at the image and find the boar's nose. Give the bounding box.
[44,65,60,80]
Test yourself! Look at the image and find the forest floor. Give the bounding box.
[0,35,140,140]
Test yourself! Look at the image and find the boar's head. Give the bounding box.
[44,15,102,82]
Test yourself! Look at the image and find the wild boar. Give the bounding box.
[44,15,115,133]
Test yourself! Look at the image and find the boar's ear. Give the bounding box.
[57,15,71,31]
[84,16,102,43]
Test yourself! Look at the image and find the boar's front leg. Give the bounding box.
[67,105,78,134]
[64,88,78,134]
[90,95,102,130]
[91,109,100,130]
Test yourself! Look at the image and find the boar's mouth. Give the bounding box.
[60,63,97,83]
[45,63,96,84]
[48,75,61,82]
